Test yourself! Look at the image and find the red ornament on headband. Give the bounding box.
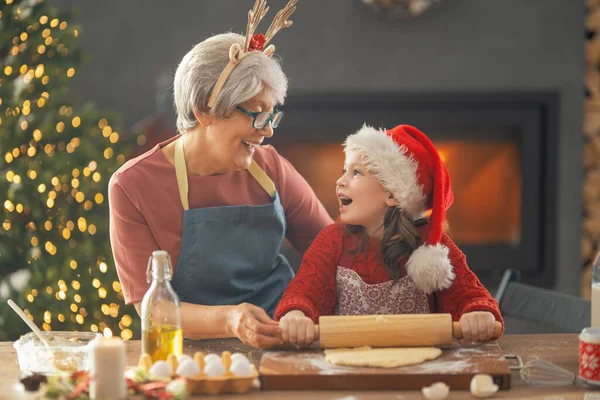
[248,33,266,51]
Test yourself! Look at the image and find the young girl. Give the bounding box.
[275,124,503,348]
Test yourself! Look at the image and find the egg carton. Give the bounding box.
[136,351,258,395]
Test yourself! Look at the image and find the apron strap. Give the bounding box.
[174,136,277,211]
[174,137,190,211]
[247,160,276,198]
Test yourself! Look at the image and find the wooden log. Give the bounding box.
[586,65,600,99]
[586,36,600,64]
[584,218,600,238]
[590,135,600,158]
[583,177,600,203]
[583,234,594,262]
[584,103,600,136]
[586,6,600,30]
[587,0,600,8]
[587,202,600,219]
[585,141,600,169]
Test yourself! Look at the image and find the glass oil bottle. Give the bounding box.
[141,250,182,362]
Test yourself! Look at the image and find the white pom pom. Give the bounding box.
[406,244,455,294]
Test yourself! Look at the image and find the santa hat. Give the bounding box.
[343,124,455,294]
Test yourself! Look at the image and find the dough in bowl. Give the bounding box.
[324,346,442,368]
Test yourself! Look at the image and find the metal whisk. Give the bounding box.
[519,358,575,387]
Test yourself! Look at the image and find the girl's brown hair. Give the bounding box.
[346,207,427,279]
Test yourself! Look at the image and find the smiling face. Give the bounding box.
[205,89,277,171]
[336,151,397,237]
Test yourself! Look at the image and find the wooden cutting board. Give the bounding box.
[259,341,511,390]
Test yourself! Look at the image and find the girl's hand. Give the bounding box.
[459,311,496,342]
[279,310,316,348]
[227,303,283,348]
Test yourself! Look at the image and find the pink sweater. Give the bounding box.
[109,135,333,304]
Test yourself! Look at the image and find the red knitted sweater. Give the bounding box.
[275,224,503,328]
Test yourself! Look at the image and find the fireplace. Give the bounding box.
[272,92,559,290]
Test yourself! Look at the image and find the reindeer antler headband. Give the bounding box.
[207,0,299,108]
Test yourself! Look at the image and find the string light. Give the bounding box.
[99,262,108,273]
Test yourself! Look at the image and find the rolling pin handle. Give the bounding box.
[452,321,503,339]
[314,324,320,339]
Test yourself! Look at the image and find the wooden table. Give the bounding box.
[2,334,598,399]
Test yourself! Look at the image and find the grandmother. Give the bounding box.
[108,0,332,348]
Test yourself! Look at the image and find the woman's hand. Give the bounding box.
[227,303,283,348]
[459,311,496,342]
[279,310,316,349]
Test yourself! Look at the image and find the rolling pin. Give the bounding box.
[312,314,502,348]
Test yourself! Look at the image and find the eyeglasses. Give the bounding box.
[235,105,284,129]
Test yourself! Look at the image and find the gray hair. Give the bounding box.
[173,33,288,134]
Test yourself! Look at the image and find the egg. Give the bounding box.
[470,374,499,398]
[203,359,226,377]
[149,360,172,378]
[229,359,254,376]
[230,356,250,368]
[231,352,249,364]
[204,353,221,364]
[178,354,193,365]
[176,358,201,377]
[421,382,450,400]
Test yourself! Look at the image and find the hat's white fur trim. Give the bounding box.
[344,124,426,218]
[406,244,455,294]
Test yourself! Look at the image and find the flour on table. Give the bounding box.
[324,346,442,368]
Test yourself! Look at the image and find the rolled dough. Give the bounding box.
[324,346,442,368]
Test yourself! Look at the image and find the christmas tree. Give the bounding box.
[0,0,141,340]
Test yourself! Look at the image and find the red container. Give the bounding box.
[579,327,600,386]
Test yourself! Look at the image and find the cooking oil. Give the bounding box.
[142,325,183,362]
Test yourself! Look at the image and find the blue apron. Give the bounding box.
[169,137,293,316]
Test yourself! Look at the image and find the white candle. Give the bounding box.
[89,328,126,400]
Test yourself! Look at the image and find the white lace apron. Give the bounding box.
[334,233,430,315]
